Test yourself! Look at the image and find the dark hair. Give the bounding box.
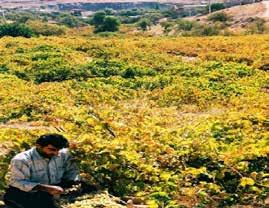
[36,133,69,149]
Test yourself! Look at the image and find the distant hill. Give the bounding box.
[0,0,207,3]
[0,0,215,7]
[0,0,218,11]
[188,1,268,29]
[0,0,208,10]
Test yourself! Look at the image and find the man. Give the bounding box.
[3,133,81,208]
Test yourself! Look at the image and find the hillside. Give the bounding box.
[0,34,268,207]
[190,2,268,29]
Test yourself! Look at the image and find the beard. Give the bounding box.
[36,147,54,159]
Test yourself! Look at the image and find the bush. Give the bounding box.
[194,24,220,36]
[81,59,156,78]
[119,9,142,17]
[58,14,82,28]
[177,21,220,37]
[177,19,197,31]
[246,17,267,34]
[83,60,123,77]
[90,11,106,26]
[0,23,33,38]
[160,21,174,33]
[5,11,36,24]
[208,12,231,22]
[27,20,66,36]
[137,18,152,31]
[147,13,162,24]
[0,65,9,73]
[162,9,180,19]
[90,12,120,33]
[99,16,120,32]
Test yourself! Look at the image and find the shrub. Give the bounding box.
[0,65,9,73]
[81,59,156,78]
[121,66,157,78]
[162,9,180,19]
[58,14,82,28]
[118,9,142,17]
[99,16,120,32]
[0,23,33,38]
[5,11,36,24]
[26,20,66,36]
[83,60,123,77]
[177,19,197,31]
[137,18,152,31]
[246,17,267,34]
[176,20,221,37]
[90,12,120,33]
[90,11,106,26]
[160,21,174,33]
[193,24,220,36]
[211,3,225,12]
[208,12,231,22]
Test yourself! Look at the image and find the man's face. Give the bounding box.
[37,144,60,159]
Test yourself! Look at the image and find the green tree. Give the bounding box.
[91,11,106,26]
[162,9,179,19]
[161,21,174,33]
[91,12,120,33]
[6,12,36,24]
[208,12,230,22]
[137,18,151,31]
[0,23,33,38]
[177,19,197,31]
[59,14,81,28]
[104,9,115,15]
[100,16,120,32]
[26,20,66,36]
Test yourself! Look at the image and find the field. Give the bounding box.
[0,34,268,207]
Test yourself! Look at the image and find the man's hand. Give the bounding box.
[44,185,64,195]
[34,184,64,195]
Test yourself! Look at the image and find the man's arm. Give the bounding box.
[8,159,40,192]
[33,184,64,195]
[9,159,64,195]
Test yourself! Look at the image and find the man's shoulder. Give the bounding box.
[59,148,69,154]
[58,148,71,158]
[12,148,34,162]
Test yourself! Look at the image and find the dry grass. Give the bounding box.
[186,2,268,31]
[192,2,265,21]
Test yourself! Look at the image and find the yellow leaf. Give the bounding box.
[160,172,171,182]
[240,177,255,187]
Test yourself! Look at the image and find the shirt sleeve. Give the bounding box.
[8,159,40,192]
[62,153,81,182]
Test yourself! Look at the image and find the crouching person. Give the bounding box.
[4,133,82,208]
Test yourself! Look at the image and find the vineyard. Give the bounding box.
[0,35,268,207]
